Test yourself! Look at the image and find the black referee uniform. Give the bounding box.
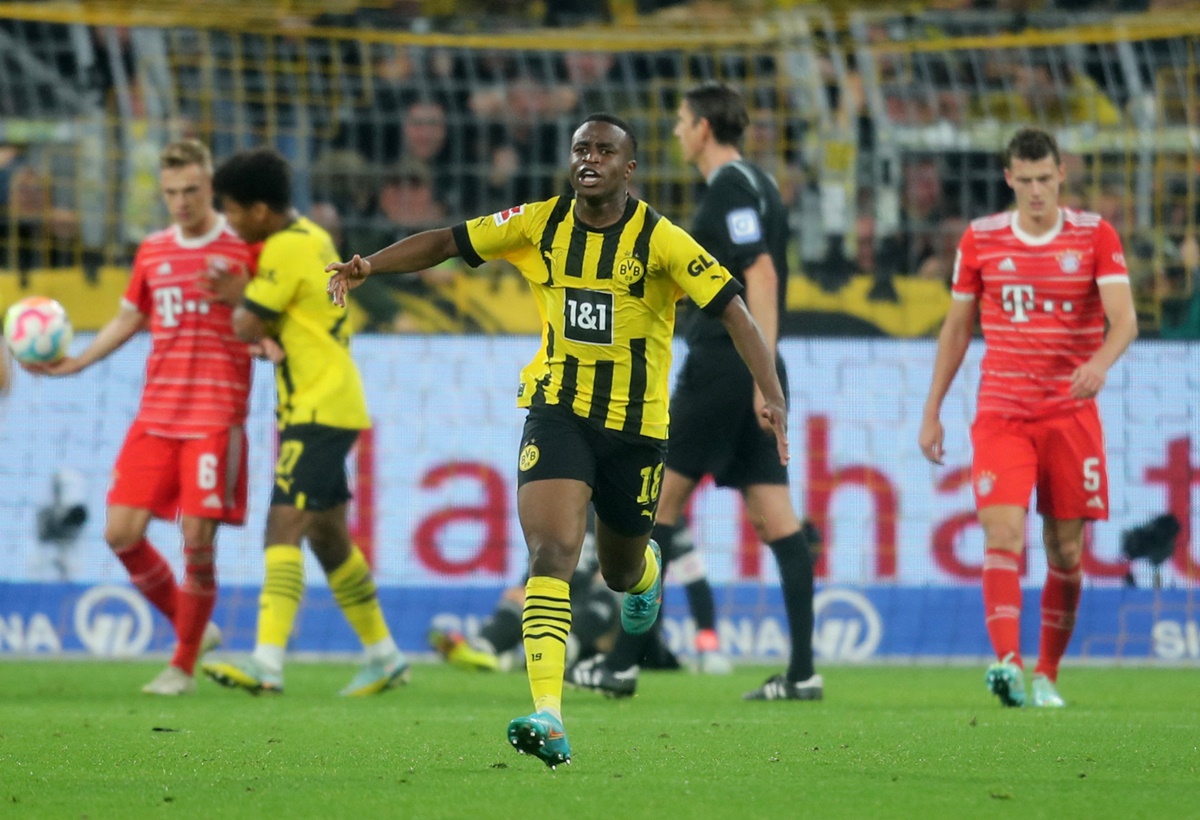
[669,160,790,488]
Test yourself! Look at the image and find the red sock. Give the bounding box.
[170,544,217,675]
[695,628,720,653]
[115,538,177,621]
[1035,563,1082,683]
[982,548,1023,666]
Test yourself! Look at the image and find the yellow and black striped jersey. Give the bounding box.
[452,196,742,440]
[242,215,370,430]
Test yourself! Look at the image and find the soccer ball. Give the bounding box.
[3,296,74,364]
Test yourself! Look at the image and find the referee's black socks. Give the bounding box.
[768,530,816,682]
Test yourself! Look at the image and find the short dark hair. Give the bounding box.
[682,82,749,147]
[213,148,292,213]
[1004,127,1061,168]
[579,112,637,156]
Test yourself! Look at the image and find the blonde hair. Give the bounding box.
[160,139,213,174]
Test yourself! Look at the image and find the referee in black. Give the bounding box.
[569,82,821,701]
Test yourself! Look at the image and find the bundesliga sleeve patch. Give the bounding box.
[493,205,524,226]
[726,207,762,245]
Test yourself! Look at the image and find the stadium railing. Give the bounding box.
[0,6,1198,335]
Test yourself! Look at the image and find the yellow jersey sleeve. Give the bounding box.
[243,241,301,317]
[451,201,549,275]
[247,218,370,430]
[654,219,743,317]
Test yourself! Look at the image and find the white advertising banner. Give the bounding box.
[1,336,1196,588]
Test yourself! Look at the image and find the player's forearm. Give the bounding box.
[232,306,268,344]
[923,307,973,418]
[364,228,459,276]
[76,309,143,368]
[1090,304,1138,373]
[743,254,779,353]
[721,296,786,406]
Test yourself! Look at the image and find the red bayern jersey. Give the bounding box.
[124,215,258,437]
[952,207,1129,420]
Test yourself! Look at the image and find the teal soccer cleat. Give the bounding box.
[620,539,662,636]
[1029,673,1066,708]
[507,711,571,770]
[985,652,1026,707]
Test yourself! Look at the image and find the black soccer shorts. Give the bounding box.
[517,403,666,537]
[270,423,360,511]
[666,341,790,488]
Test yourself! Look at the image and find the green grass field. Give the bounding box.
[1,661,1195,819]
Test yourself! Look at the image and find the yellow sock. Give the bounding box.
[523,576,571,716]
[257,544,304,650]
[328,546,391,646]
[628,543,659,594]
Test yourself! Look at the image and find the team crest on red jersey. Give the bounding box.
[976,470,996,497]
[493,205,524,226]
[1058,251,1081,274]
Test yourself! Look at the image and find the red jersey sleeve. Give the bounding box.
[1094,220,1130,283]
[951,225,982,299]
[124,244,153,315]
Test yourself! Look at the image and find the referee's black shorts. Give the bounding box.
[517,403,666,537]
[666,341,790,489]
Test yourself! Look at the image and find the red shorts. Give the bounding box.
[970,403,1108,521]
[108,422,249,525]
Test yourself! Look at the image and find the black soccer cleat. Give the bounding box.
[565,655,638,699]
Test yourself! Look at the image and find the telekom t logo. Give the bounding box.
[1001,284,1035,322]
[154,287,184,328]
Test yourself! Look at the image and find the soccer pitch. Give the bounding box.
[1,662,1195,818]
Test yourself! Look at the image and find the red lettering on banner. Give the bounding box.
[414,461,508,576]
[1081,522,1125,577]
[1144,437,1200,580]
[736,509,761,578]
[348,427,375,566]
[931,467,981,579]
[805,415,898,579]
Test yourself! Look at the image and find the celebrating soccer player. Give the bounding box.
[327,113,789,769]
[26,140,257,695]
[200,148,410,697]
[919,127,1137,708]
[569,83,822,702]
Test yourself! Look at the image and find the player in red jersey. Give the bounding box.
[30,140,264,695]
[919,127,1137,709]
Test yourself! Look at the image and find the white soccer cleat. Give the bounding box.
[1029,673,1066,708]
[142,665,197,696]
[696,650,734,675]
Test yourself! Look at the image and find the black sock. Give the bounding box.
[604,621,652,671]
[479,600,522,655]
[769,530,815,682]
[684,578,717,632]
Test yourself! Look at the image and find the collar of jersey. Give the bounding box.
[172,214,229,249]
[1009,208,1064,246]
[572,195,639,235]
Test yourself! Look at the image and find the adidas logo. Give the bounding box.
[999,257,1016,272]
[157,262,172,276]
[202,493,223,509]
[1086,496,1105,510]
